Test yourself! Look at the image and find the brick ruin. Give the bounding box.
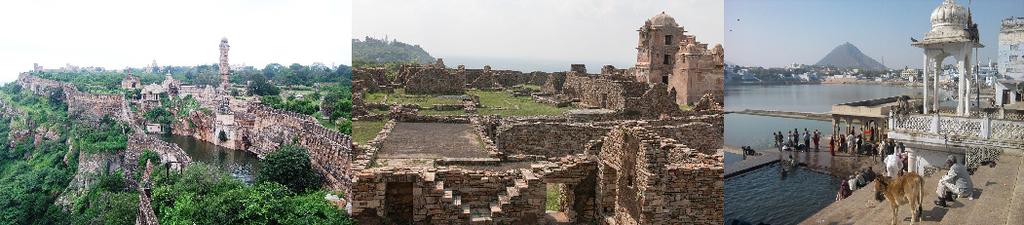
[348,12,725,223]
[350,109,723,224]
[634,12,724,105]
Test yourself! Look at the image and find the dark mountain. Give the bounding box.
[814,42,886,70]
[352,37,435,64]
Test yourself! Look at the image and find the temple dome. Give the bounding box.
[648,12,678,27]
[930,0,967,28]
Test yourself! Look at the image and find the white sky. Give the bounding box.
[354,0,724,72]
[0,0,352,84]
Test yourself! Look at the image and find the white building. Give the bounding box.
[999,17,1024,80]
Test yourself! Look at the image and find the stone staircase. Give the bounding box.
[423,169,540,224]
[422,172,473,223]
[486,168,541,224]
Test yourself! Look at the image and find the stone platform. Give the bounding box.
[725,146,876,179]
[801,156,1024,225]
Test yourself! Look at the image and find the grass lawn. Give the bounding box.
[364,88,463,106]
[517,84,542,91]
[419,109,467,116]
[352,120,386,144]
[470,90,569,116]
[545,183,561,212]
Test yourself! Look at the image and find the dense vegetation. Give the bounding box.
[256,145,322,193]
[151,161,351,224]
[262,83,353,134]
[31,62,352,93]
[0,75,354,224]
[72,117,130,154]
[352,37,435,65]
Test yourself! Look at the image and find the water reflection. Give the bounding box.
[725,163,842,225]
[158,135,261,183]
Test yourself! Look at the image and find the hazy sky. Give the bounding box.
[354,0,724,72]
[0,0,352,84]
[726,0,1023,69]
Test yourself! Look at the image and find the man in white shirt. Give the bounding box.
[935,155,974,207]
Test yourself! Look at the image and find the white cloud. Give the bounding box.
[0,0,352,83]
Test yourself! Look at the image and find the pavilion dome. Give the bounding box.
[930,0,967,28]
[648,12,678,27]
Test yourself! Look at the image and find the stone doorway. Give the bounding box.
[385,182,414,224]
[600,94,608,109]
[545,183,573,224]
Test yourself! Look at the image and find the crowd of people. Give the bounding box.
[771,128,821,152]
[772,122,892,158]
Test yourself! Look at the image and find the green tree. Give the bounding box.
[247,73,280,96]
[256,145,322,193]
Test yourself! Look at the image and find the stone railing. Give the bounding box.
[890,113,1024,144]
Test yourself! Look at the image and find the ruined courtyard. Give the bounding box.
[350,13,726,223]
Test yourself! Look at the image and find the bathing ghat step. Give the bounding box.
[723,146,781,178]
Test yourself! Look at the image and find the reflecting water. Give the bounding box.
[725,84,922,113]
[159,135,261,183]
[724,84,922,225]
[726,114,832,150]
[725,163,843,225]
[725,152,743,165]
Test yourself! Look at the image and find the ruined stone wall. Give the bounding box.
[494,122,610,158]
[351,167,543,225]
[541,72,567,94]
[176,85,219,109]
[125,133,192,173]
[561,73,628,110]
[597,126,723,225]
[622,84,683,118]
[353,67,390,93]
[672,44,725,105]
[65,90,124,122]
[16,73,72,96]
[404,67,465,95]
[248,104,353,192]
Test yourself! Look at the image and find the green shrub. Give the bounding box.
[256,145,322,193]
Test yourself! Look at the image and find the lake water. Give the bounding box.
[725,84,923,113]
[158,135,261,183]
[725,163,843,225]
[723,84,920,225]
[724,84,926,149]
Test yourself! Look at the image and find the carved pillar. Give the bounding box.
[922,54,930,113]
[981,115,990,139]
[933,56,941,114]
[963,47,973,116]
[956,51,967,116]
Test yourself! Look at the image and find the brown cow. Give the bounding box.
[874,172,924,225]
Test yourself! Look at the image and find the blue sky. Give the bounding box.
[725,0,1023,69]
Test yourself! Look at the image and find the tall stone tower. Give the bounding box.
[219,37,231,91]
[634,12,724,105]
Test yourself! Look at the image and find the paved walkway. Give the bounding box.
[801,156,1024,225]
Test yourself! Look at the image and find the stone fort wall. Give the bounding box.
[248,104,353,192]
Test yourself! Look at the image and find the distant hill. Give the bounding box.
[352,37,435,64]
[814,42,886,70]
